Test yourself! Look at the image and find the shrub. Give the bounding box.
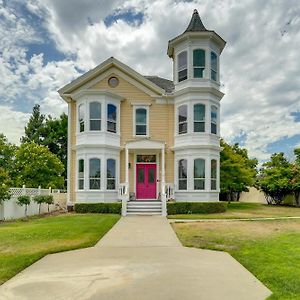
[33,195,54,214]
[74,203,122,214]
[167,202,227,215]
[17,195,31,216]
[44,195,54,212]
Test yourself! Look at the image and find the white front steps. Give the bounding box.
[126,200,162,215]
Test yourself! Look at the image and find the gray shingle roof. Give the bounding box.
[144,76,174,93]
[184,9,208,33]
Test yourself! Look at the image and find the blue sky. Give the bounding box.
[0,0,300,162]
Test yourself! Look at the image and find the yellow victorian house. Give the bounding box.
[58,10,226,216]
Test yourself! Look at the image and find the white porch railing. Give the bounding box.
[118,183,129,216]
[165,183,174,200]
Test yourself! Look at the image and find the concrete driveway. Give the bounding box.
[0,216,271,300]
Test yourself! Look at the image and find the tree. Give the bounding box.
[21,104,45,144]
[258,152,292,205]
[17,195,31,217]
[0,167,11,204]
[0,134,17,182]
[14,143,64,188]
[220,140,258,202]
[290,148,300,206]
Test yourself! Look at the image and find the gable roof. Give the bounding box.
[184,9,208,33]
[58,57,165,99]
[144,76,174,93]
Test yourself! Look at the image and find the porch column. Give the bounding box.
[122,147,129,217]
[161,147,167,216]
[125,147,129,185]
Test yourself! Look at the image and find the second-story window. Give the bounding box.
[89,102,101,131]
[193,49,205,78]
[107,104,117,133]
[178,51,187,82]
[211,106,217,134]
[194,104,205,132]
[78,104,85,132]
[135,108,147,136]
[211,52,218,81]
[178,105,187,134]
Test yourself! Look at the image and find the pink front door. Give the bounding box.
[136,164,157,199]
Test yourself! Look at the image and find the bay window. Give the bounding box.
[194,158,205,190]
[107,104,117,133]
[89,158,101,190]
[78,104,85,132]
[211,159,217,190]
[89,102,101,131]
[193,49,205,78]
[194,104,205,132]
[178,159,187,190]
[107,159,116,190]
[78,159,84,190]
[211,106,217,134]
[211,52,218,81]
[178,51,187,82]
[178,105,188,134]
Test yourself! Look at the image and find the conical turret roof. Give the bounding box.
[184,9,208,32]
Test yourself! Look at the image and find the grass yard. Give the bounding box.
[172,219,300,299]
[0,213,120,285]
[168,202,300,219]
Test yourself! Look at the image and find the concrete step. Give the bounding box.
[126,211,162,215]
[127,204,162,208]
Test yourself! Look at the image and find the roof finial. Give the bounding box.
[184,9,207,33]
[193,9,198,14]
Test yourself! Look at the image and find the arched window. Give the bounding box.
[194,158,205,190]
[89,158,101,190]
[194,104,205,132]
[211,106,217,134]
[107,159,116,190]
[193,49,205,78]
[78,104,85,132]
[211,52,218,81]
[107,104,117,133]
[78,159,84,190]
[178,105,187,134]
[178,51,187,82]
[135,108,147,135]
[89,102,101,131]
[178,159,187,190]
[211,159,217,190]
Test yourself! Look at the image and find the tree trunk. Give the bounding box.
[294,191,300,206]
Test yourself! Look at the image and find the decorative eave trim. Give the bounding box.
[173,87,225,99]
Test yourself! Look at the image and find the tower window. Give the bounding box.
[193,49,205,78]
[211,105,217,134]
[178,51,187,82]
[194,158,205,190]
[194,104,205,132]
[211,52,218,81]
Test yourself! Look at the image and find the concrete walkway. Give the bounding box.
[0,216,271,300]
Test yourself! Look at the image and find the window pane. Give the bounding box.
[137,155,156,162]
[179,159,187,179]
[194,122,205,132]
[178,105,187,122]
[194,179,205,190]
[178,69,187,82]
[211,159,217,179]
[211,106,217,134]
[193,49,205,67]
[90,120,101,131]
[194,159,205,178]
[194,104,205,121]
[211,52,217,71]
[79,179,84,190]
[107,104,116,121]
[138,168,144,183]
[148,168,155,183]
[211,123,217,134]
[211,179,217,190]
[107,159,116,178]
[79,159,84,173]
[90,179,100,190]
[194,68,204,78]
[136,108,146,124]
[90,102,101,119]
[179,123,187,134]
[136,125,146,135]
[179,179,187,190]
[107,121,116,133]
[78,104,85,132]
[211,70,217,81]
[107,179,115,190]
[89,159,100,178]
[178,51,187,70]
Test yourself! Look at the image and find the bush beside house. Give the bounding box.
[167,202,227,215]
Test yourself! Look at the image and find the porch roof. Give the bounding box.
[125,139,165,150]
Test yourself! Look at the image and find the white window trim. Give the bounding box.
[193,158,206,190]
[89,101,102,131]
[177,50,188,83]
[106,102,118,134]
[178,159,188,191]
[178,104,188,135]
[193,103,206,133]
[88,157,101,190]
[106,158,117,191]
[192,48,206,79]
[133,105,150,137]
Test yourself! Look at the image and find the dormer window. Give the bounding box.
[178,51,187,82]
[193,49,205,78]
[211,52,217,81]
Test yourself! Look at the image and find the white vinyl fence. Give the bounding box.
[0,186,67,221]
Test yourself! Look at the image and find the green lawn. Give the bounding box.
[168,202,300,219]
[172,219,300,299]
[0,213,120,285]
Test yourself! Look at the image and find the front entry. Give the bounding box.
[136,164,157,199]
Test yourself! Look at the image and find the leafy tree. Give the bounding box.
[290,148,300,206]
[44,195,54,213]
[258,152,292,205]
[21,104,45,144]
[33,195,45,214]
[14,143,64,189]
[17,195,31,217]
[0,167,11,204]
[0,134,17,182]
[220,140,258,202]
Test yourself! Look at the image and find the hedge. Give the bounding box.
[167,202,227,215]
[74,203,122,214]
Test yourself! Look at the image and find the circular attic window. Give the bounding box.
[108,76,119,88]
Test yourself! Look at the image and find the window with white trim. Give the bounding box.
[194,104,205,132]
[78,104,85,132]
[211,52,218,81]
[135,108,147,135]
[178,105,187,134]
[107,159,116,190]
[194,158,205,190]
[178,159,187,190]
[178,51,187,82]
[211,105,217,134]
[107,104,117,133]
[89,102,101,131]
[78,159,84,190]
[211,159,217,190]
[89,158,101,190]
[193,49,205,78]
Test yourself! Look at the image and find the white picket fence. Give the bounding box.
[0,186,67,221]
